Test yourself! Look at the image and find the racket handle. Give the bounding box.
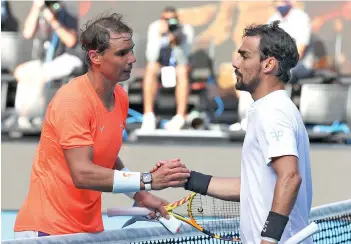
[107,207,152,217]
[285,222,319,244]
[159,215,182,234]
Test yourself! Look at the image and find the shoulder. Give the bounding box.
[148,20,160,30]
[50,75,91,112]
[290,8,310,21]
[256,94,296,125]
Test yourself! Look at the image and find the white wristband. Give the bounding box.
[112,168,140,198]
[261,237,278,243]
[120,167,138,199]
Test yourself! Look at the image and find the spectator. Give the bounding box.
[267,0,314,83]
[12,0,83,129]
[1,0,18,32]
[141,6,194,131]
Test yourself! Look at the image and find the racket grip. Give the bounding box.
[107,207,152,217]
[159,215,182,234]
[285,222,319,244]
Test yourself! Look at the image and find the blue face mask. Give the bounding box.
[277,4,291,16]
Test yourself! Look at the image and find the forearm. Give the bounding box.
[271,172,301,216]
[185,171,240,201]
[113,156,145,200]
[73,160,145,192]
[23,5,41,39]
[261,173,301,243]
[207,177,240,201]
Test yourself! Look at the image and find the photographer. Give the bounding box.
[10,0,82,130]
[141,6,194,131]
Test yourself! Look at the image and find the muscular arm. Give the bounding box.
[63,147,137,192]
[206,177,240,201]
[64,147,188,192]
[270,155,302,216]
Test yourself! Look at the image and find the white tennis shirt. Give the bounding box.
[239,90,313,243]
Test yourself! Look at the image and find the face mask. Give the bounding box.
[277,4,291,16]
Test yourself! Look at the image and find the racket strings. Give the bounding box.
[190,194,240,241]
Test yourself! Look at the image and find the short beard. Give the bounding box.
[235,75,260,94]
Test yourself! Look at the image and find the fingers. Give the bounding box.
[157,205,170,220]
[150,159,182,173]
[170,158,180,162]
[167,172,190,182]
[166,160,187,169]
[149,160,166,173]
[169,167,191,175]
[161,199,169,206]
[149,166,159,173]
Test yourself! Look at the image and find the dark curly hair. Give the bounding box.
[80,13,133,67]
[243,20,299,83]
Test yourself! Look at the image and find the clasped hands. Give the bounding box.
[134,158,190,220]
[149,158,190,190]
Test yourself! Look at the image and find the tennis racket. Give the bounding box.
[107,192,241,242]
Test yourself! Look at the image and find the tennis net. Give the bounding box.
[3,200,350,244]
[309,199,351,243]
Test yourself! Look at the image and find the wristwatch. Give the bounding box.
[141,173,152,191]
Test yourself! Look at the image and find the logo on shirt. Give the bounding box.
[270,130,284,141]
[120,122,124,129]
[99,126,104,132]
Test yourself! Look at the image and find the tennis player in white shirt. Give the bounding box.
[154,21,313,243]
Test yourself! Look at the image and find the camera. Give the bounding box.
[167,18,179,32]
[44,1,61,13]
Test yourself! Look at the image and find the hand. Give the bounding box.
[134,192,170,219]
[151,160,190,190]
[149,158,181,173]
[42,8,55,23]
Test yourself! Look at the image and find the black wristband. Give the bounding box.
[261,211,289,241]
[184,171,212,195]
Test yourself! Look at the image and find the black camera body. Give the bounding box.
[167,18,179,32]
[44,1,61,13]
[44,1,60,7]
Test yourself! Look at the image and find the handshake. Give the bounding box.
[147,158,190,191]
